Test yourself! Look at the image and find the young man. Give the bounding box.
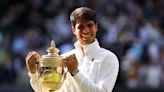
[26,7,119,92]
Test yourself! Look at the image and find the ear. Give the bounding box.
[95,23,98,32]
[72,26,76,35]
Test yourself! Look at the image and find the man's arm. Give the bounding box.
[26,51,41,92]
[28,72,41,92]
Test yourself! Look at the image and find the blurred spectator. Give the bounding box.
[145,62,162,89]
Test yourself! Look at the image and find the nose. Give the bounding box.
[82,27,90,33]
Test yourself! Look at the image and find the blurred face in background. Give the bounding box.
[72,19,98,45]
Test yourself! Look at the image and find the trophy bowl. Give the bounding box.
[38,40,66,91]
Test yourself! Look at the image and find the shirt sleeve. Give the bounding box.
[73,54,119,92]
[28,72,42,92]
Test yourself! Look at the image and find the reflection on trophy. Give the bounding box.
[38,40,66,91]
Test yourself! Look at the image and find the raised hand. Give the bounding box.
[26,51,41,74]
[65,54,78,75]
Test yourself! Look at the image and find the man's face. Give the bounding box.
[72,19,98,45]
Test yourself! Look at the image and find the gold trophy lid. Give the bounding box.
[40,40,64,67]
[47,40,59,55]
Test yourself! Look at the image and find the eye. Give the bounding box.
[78,25,84,30]
[87,23,94,28]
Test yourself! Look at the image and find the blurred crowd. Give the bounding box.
[0,0,163,90]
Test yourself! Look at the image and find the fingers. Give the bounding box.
[25,52,33,61]
[64,54,78,74]
[26,51,40,64]
[26,51,40,74]
[65,54,75,64]
[72,54,77,62]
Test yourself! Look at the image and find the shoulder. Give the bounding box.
[98,48,119,65]
[97,48,118,59]
[99,48,119,73]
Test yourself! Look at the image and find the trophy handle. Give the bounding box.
[61,70,68,83]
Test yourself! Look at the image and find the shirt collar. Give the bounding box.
[74,39,100,55]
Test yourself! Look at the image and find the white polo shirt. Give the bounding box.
[29,39,119,92]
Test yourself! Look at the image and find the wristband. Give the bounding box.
[71,68,79,76]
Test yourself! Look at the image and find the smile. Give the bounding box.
[81,34,91,38]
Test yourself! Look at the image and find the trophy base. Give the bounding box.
[42,82,61,91]
[48,89,55,92]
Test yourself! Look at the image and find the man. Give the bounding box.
[26,7,119,92]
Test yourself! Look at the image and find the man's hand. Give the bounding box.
[26,51,40,74]
[65,54,78,75]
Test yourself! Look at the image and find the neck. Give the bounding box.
[80,44,84,53]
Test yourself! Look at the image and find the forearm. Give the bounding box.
[28,72,42,92]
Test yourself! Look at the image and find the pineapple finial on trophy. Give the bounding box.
[47,40,59,54]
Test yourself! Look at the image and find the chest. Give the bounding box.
[77,54,104,82]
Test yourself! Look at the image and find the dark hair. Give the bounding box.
[70,7,97,27]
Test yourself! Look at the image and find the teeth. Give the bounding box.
[81,34,90,38]
[83,35,90,37]
[82,37,88,40]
